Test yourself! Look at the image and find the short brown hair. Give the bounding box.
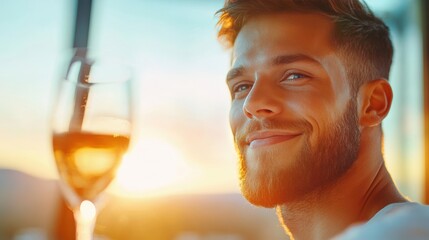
[216,0,393,91]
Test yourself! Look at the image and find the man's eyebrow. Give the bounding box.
[226,66,244,82]
[226,54,318,82]
[272,54,319,66]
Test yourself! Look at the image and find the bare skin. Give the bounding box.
[227,12,407,240]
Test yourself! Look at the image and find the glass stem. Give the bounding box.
[74,205,96,240]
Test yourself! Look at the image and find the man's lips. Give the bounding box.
[246,131,302,148]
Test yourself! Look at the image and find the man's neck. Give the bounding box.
[276,130,407,240]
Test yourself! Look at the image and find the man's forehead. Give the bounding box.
[231,12,335,67]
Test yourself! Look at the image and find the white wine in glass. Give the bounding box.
[51,51,133,240]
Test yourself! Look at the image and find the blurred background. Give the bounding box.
[0,0,427,239]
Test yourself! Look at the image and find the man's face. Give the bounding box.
[227,13,361,207]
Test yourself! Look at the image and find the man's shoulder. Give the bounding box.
[371,202,429,221]
[333,202,429,240]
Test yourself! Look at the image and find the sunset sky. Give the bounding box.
[0,0,424,200]
[0,0,236,197]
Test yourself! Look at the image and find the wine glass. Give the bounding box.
[51,50,133,240]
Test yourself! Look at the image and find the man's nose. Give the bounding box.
[243,81,282,119]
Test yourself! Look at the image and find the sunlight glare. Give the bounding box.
[80,200,96,221]
[114,137,193,198]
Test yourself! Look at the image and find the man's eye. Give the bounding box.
[284,73,307,81]
[233,83,251,93]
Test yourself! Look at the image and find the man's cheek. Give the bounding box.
[229,103,244,134]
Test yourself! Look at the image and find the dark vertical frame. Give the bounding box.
[423,0,429,204]
[73,0,92,49]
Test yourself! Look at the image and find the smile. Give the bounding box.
[247,131,302,148]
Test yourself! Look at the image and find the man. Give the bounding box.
[216,0,429,239]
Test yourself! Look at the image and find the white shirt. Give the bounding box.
[333,202,429,240]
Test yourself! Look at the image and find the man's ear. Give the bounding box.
[357,79,393,127]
